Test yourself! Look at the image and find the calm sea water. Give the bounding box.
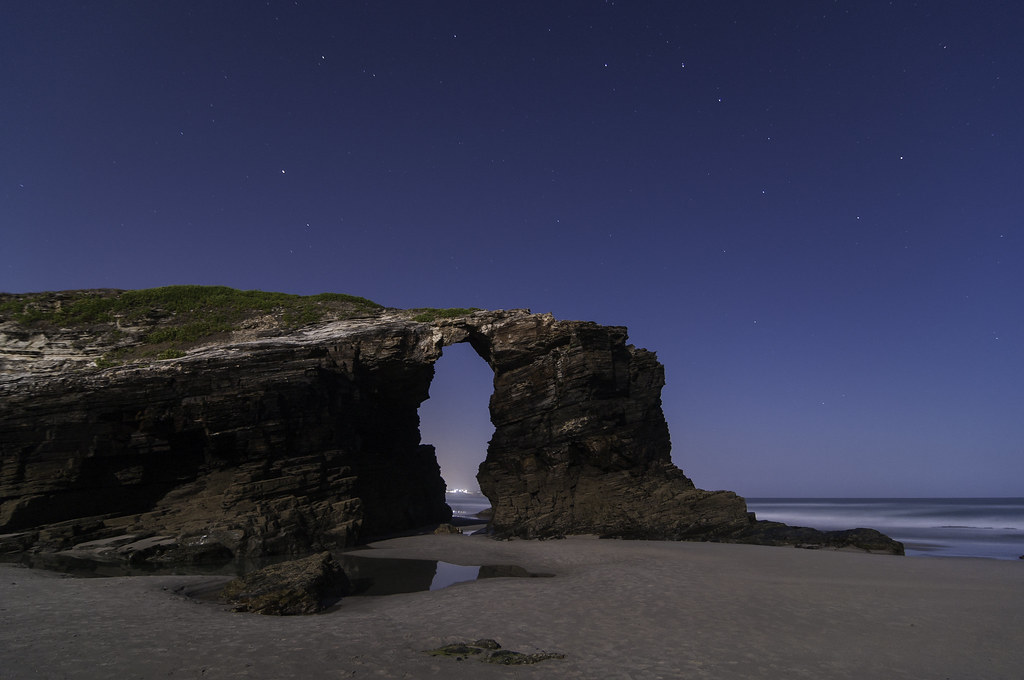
[447,491,492,519]
[747,498,1024,560]
[447,493,1024,560]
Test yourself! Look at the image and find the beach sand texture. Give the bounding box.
[1,535,1021,679]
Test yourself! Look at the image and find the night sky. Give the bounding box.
[4,2,1022,497]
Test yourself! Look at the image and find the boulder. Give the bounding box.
[220,551,350,615]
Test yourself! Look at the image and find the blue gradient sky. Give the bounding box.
[4,2,1022,496]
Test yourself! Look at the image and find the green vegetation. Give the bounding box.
[0,298,45,325]
[0,286,382,328]
[0,286,382,330]
[411,307,481,323]
[0,285,385,367]
[1,286,494,368]
[94,354,123,369]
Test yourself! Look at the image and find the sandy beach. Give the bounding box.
[1,535,1021,679]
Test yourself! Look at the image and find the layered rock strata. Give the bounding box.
[1,314,448,560]
[220,551,350,615]
[0,293,903,562]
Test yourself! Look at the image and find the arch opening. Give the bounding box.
[418,341,495,495]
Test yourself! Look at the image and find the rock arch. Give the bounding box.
[0,307,903,561]
[431,312,750,540]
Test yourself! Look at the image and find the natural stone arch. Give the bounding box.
[415,336,494,493]
[428,312,751,540]
[1,306,903,561]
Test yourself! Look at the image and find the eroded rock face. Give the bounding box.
[0,314,451,559]
[0,301,903,561]
[465,313,752,540]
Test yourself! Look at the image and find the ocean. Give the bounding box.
[447,493,1024,560]
[447,491,492,520]
[747,498,1024,560]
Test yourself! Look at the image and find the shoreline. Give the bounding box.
[448,494,1024,560]
[2,535,1022,679]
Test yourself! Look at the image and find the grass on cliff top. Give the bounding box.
[0,286,384,364]
[0,286,382,330]
[0,286,489,367]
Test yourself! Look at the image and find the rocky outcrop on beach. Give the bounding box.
[0,287,903,564]
[426,639,566,665]
[732,523,906,553]
[0,302,450,560]
[220,551,350,615]
[473,314,758,541]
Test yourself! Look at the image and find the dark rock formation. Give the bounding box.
[0,314,449,559]
[0,290,903,563]
[426,639,565,665]
[468,312,752,540]
[220,551,350,615]
[731,523,906,553]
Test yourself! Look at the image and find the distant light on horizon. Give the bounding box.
[420,343,494,493]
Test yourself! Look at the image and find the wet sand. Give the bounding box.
[1,535,1021,679]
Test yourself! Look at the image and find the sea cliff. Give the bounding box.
[0,287,903,564]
